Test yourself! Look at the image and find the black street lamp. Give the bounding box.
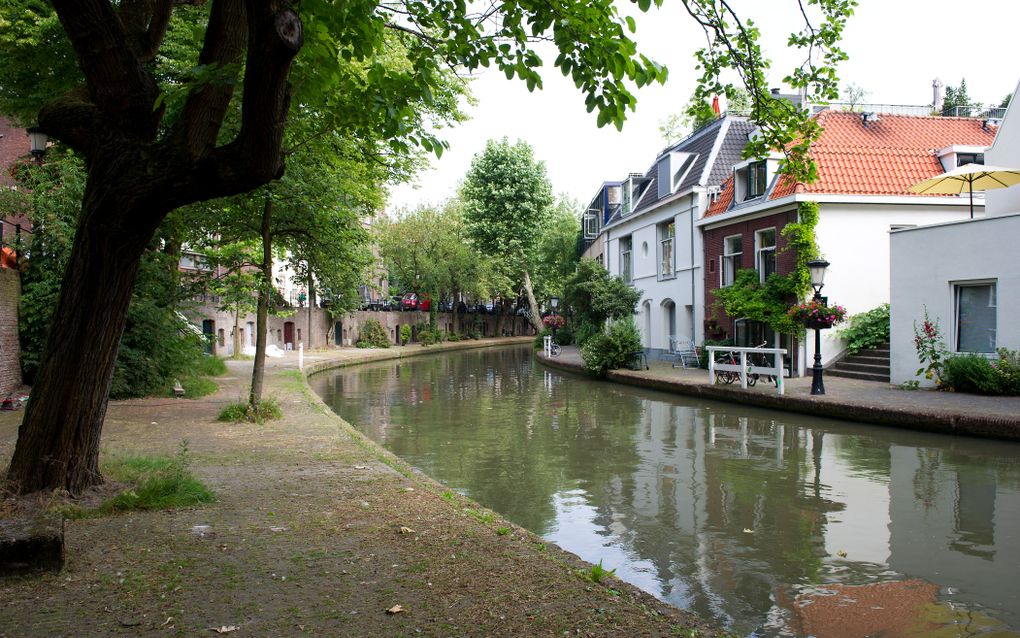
[807,259,830,395]
[26,127,48,162]
[550,295,559,342]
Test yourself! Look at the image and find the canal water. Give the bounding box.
[309,345,1020,637]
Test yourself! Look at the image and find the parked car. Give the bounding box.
[381,295,401,311]
[401,293,431,312]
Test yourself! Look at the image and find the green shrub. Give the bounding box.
[838,303,890,354]
[193,355,227,377]
[217,397,283,423]
[580,318,641,377]
[179,376,217,398]
[533,327,552,350]
[100,442,214,513]
[356,318,391,348]
[944,354,1000,394]
[399,324,412,345]
[992,348,1020,395]
[418,327,444,346]
[446,333,460,342]
[573,319,602,346]
[556,323,575,345]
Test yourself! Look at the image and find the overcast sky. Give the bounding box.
[387,0,1019,214]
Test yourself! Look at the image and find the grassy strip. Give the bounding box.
[217,397,283,423]
[57,442,214,519]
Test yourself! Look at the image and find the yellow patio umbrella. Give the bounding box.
[910,163,1020,218]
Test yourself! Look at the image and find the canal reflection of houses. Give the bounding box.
[317,348,1020,637]
[548,393,1020,634]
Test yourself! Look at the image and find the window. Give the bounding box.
[955,282,996,353]
[957,152,984,167]
[746,161,767,200]
[658,222,675,279]
[721,234,742,286]
[583,210,599,238]
[755,228,776,282]
[620,236,633,284]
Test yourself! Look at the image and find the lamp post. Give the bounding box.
[807,259,830,395]
[26,127,48,163]
[550,295,559,342]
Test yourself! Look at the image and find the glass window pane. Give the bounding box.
[957,284,996,353]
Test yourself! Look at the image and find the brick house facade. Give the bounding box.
[703,206,801,371]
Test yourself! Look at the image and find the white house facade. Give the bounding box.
[597,115,755,358]
[889,80,1020,385]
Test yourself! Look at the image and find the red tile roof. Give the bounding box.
[704,110,997,218]
[706,175,734,217]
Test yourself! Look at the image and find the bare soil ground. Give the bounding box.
[1,342,719,637]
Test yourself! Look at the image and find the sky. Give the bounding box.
[386,0,1019,214]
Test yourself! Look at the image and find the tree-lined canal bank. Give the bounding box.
[311,344,1020,637]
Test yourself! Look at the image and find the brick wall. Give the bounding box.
[0,268,21,395]
[703,208,802,371]
[1,117,34,249]
[704,208,799,332]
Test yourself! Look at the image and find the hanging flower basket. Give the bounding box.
[788,300,847,330]
[542,314,566,329]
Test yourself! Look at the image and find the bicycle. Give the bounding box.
[713,350,739,384]
[549,342,561,357]
[746,342,778,388]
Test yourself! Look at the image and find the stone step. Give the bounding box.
[844,352,889,364]
[827,368,890,382]
[833,361,890,375]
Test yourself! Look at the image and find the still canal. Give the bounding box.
[309,345,1020,637]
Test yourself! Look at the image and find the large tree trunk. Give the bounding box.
[6,1,302,495]
[5,193,150,495]
[523,270,542,332]
[249,198,272,408]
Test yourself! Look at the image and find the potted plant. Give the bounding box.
[787,300,847,329]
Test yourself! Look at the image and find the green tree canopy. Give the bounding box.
[1,0,857,495]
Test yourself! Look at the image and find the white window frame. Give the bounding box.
[953,280,997,353]
[754,227,777,283]
[658,222,676,280]
[620,236,633,284]
[583,210,599,239]
[721,234,742,287]
[746,160,767,200]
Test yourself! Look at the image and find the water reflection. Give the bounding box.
[310,346,1020,637]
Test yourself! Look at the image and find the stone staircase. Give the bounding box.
[828,343,890,382]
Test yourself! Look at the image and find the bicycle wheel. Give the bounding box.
[550,344,561,357]
[747,373,758,387]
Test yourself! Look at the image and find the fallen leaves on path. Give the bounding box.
[386,605,405,615]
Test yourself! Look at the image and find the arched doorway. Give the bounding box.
[642,300,652,349]
[661,299,676,349]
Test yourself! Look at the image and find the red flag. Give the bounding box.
[712,95,721,115]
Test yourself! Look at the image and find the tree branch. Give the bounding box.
[168,0,247,159]
[51,0,160,139]
[37,87,98,153]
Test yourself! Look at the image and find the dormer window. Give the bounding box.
[583,209,599,239]
[937,145,988,172]
[733,158,774,203]
[747,161,767,199]
[957,152,984,167]
[621,173,649,216]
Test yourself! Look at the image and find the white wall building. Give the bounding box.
[598,115,755,357]
[890,80,1020,385]
[701,110,998,376]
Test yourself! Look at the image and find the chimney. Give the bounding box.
[932,77,944,111]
